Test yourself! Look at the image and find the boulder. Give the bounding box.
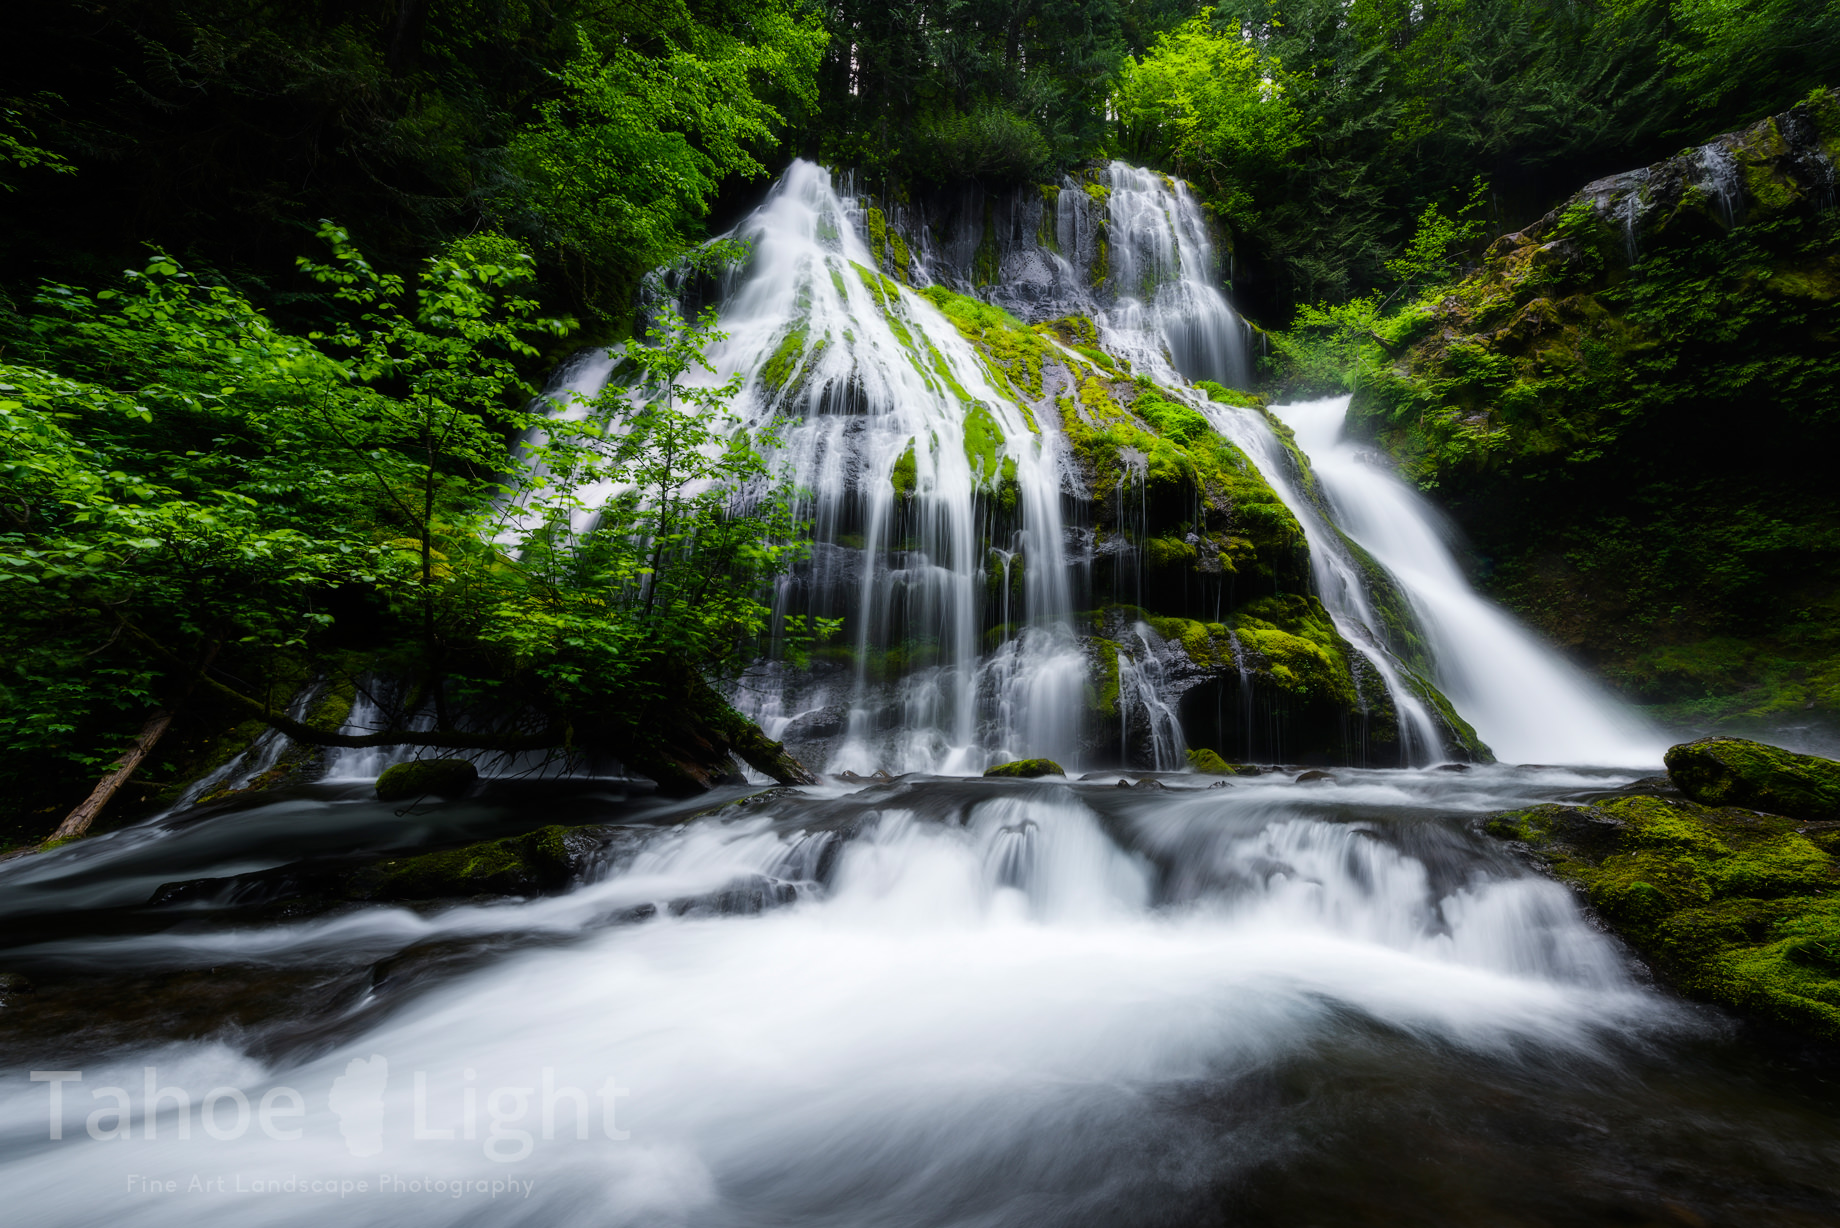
[1664,737,1840,822]
[983,759,1066,779]
[1484,793,1840,1039]
[360,826,578,900]
[375,758,479,801]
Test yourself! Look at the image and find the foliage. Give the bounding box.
[1112,12,1307,222]
[0,231,811,833]
[3,0,826,328]
[814,0,1159,182]
[1343,94,1840,727]
[505,17,825,309]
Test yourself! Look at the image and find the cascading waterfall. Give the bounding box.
[516,157,1657,775]
[1097,163,1252,389]
[1274,397,1666,766]
[644,162,1084,774]
[1195,401,1450,763]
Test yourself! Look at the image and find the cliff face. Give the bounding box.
[1350,90,1840,735]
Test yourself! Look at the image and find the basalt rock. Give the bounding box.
[375,758,479,801]
[983,758,1066,779]
[1665,737,1840,822]
[1486,793,1840,1039]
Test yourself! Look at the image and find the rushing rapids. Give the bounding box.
[4,766,1840,1226]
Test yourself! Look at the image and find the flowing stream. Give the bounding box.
[3,769,1839,1225]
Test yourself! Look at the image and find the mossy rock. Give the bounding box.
[1665,737,1840,822]
[1186,747,1252,775]
[364,825,575,900]
[983,759,1066,779]
[375,758,479,802]
[1485,792,1840,1038]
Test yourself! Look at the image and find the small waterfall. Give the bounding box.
[1117,624,1189,770]
[1195,401,1449,763]
[1098,163,1252,389]
[1273,397,1665,766]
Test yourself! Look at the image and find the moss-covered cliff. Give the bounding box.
[1350,89,1840,734]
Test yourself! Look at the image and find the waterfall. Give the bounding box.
[1273,396,1665,766]
[1098,163,1252,389]
[690,162,1082,774]
[510,158,1662,776]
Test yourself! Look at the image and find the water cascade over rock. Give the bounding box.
[563,159,1653,773]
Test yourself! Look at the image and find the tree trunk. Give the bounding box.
[47,709,176,843]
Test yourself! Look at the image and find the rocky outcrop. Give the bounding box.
[1666,737,1840,821]
[1349,89,1840,730]
[1487,738,1840,1040]
[983,758,1065,778]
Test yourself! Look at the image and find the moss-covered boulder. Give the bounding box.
[1185,747,1236,774]
[1486,794,1840,1038]
[362,825,576,900]
[375,758,479,801]
[1665,737,1840,821]
[984,759,1066,779]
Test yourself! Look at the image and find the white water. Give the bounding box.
[672,161,1086,774]
[1273,397,1666,765]
[0,770,1685,1227]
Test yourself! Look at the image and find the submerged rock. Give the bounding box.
[375,758,478,801]
[1486,793,1840,1039]
[1665,737,1840,822]
[983,759,1066,779]
[356,826,580,900]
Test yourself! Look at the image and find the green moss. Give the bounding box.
[1229,595,1358,708]
[1486,792,1840,1038]
[369,825,573,899]
[1186,747,1235,774]
[962,402,1005,483]
[918,283,1046,405]
[983,758,1065,778]
[866,206,889,271]
[760,326,812,393]
[375,758,478,801]
[1666,737,1840,820]
[1135,393,1211,445]
[1195,380,1266,409]
[1087,637,1122,714]
[890,439,918,498]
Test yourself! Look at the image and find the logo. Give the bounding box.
[327,1055,388,1157]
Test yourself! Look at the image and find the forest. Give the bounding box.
[6,2,1840,1223]
[5,0,1835,845]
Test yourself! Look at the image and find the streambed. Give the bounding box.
[1,768,1836,1226]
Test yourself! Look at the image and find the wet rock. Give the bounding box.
[1435,762,1471,772]
[1295,769,1334,783]
[0,972,34,1000]
[983,759,1066,779]
[1484,803,1626,859]
[1665,737,1840,822]
[375,758,479,802]
[1484,793,1840,1040]
[357,825,583,900]
[1133,777,1168,790]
